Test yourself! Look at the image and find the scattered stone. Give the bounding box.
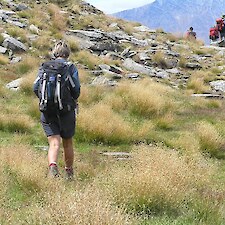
[6,78,22,90]
[29,24,39,34]
[210,80,225,92]
[0,46,7,54]
[3,36,27,52]
[10,56,22,63]
[91,76,117,86]
[127,73,140,79]
[185,62,202,69]
[123,58,155,76]
[191,93,223,98]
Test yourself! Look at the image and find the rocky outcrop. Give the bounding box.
[2,0,225,97]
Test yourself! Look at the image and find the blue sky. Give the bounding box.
[85,0,154,14]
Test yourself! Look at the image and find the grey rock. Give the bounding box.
[138,52,151,61]
[16,3,29,11]
[0,9,15,16]
[109,65,123,74]
[130,37,148,47]
[134,25,154,32]
[210,80,225,92]
[99,64,110,71]
[90,41,121,52]
[105,52,124,60]
[6,19,26,28]
[3,36,27,52]
[68,29,104,41]
[185,62,202,69]
[166,50,180,57]
[6,78,22,90]
[156,71,169,79]
[29,24,39,34]
[10,56,22,63]
[127,73,140,79]
[91,76,117,86]
[166,68,181,74]
[0,46,7,54]
[123,58,155,76]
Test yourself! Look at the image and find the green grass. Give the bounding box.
[1,1,225,224]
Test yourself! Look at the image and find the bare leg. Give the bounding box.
[62,138,74,168]
[48,135,61,165]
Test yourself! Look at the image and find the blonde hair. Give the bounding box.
[52,40,70,58]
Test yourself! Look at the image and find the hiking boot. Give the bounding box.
[65,167,74,180]
[48,163,59,178]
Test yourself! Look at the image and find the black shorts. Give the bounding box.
[41,110,76,139]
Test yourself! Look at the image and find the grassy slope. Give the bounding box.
[1,0,225,224]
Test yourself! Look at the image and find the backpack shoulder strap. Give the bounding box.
[64,61,76,88]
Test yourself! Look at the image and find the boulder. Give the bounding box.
[3,36,27,52]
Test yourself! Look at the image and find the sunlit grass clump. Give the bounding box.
[0,55,9,65]
[0,144,136,224]
[0,114,34,133]
[77,103,133,144]
[114,80,176,118]
[105,145,216,216]
[15,56,39,76]
[196,121,225,158]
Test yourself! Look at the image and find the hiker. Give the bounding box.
[209,26,219,41]
[186,27,196,40]
[216,17,225,41]
[33,41,80,179]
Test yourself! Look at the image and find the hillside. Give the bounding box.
[1,0,225,224]
[114,0,225,44]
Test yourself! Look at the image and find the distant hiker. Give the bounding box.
[216,17,225,41]
[186,27,196,40]
[33,41,80,179]
[209,26,219,41]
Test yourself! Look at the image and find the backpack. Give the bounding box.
[38,60,76,113]
[216,18,224,32]
[209,27,219,40]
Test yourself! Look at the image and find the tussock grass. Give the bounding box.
[0,114,34,133]
[170,131,201,156]
[32,35,52,51]
[155,113,175,130]
[178,56,187,68]
[79,85,106,105]
[196,121,225,158]
[20,69,38,95]
[187,70,210,93]
[48,4,68,32]
[66,37,80,52]
[27,99,40,120]
[6,27,28,43]
[152,51,168,69]
[114,80,176,118]
[29,6,49,29]
[0,144,135,224]
[72,50,100,70]
[105,145,216,216]
[15,56,39,76]
[0,82,8,97]
[0,55,9,65]
[77,103,133,144]
[0,34,4,44]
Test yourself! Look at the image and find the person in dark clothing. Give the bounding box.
[33,41,80,179]
[186,27,196,40]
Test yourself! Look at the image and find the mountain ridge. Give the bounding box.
[114,0,225,44]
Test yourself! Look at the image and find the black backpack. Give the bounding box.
[38,60,76,113]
